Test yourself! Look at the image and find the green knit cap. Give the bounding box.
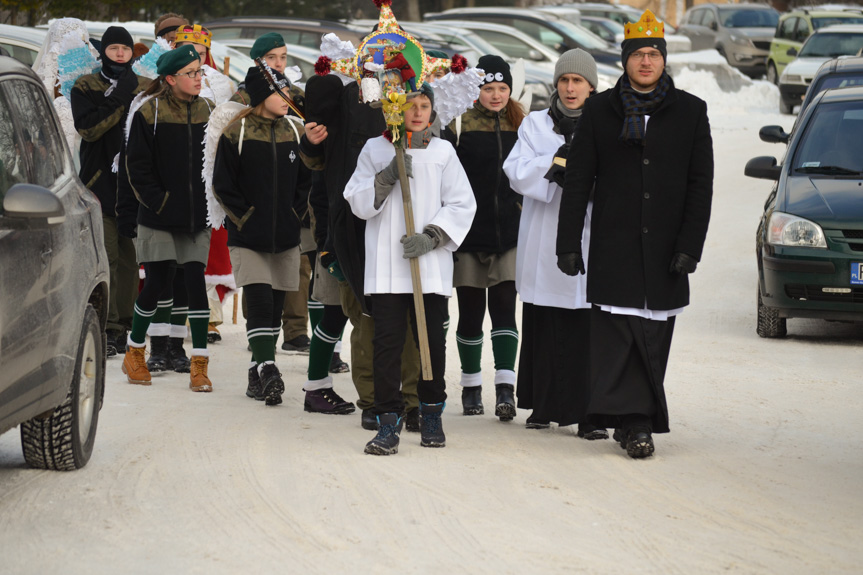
[250,33,286,60]
[157,45,200,76]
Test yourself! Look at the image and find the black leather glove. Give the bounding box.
[669,252,698,274]
[557,252,585,276]
[117,219,137,239]
[558,117,576,141]
[113,66,137,99]
[544,144,569,187]
[554,143,569,160]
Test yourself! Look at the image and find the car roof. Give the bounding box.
[431,7,564,20]
[810,23,863,32]
[783,9,863,18]
[0,24,47,44]
[817,83,863,102]
[699,3,776,9]
[0,53,41,77]
[205,16,351,27]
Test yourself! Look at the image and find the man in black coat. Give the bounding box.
[556,10,713,459]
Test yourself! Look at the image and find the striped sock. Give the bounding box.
[129,303,157,346]
[490,327,519,372]
[187,309,210,350]
[248,327,275,363]
[308,299,325,331]
[456,331,483,377]
[308,322,341,380]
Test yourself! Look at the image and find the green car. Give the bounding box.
[767,9,863,84]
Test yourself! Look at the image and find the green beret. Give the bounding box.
[426,50,449,59]
[250,33,286,60]
[157,45,200,76]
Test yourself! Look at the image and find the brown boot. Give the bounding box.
[189,355,213,392]
[122,345,151,385]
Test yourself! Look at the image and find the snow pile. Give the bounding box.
[674,68,779,114]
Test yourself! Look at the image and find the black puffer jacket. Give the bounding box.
[452,102,521,253]
[125,90,212,232]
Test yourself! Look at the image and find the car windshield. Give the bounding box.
[793,101,863,174]
[812,72,863,95]
[800,32,863,57]
[812,17,863,30]
[551,20,610,50]
[718,8,778,28]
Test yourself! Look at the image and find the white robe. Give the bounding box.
[503,110,591,310]
[344,136,476,296]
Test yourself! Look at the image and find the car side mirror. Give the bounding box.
[744,156,782,181]
[614,32,625,44]
[709,21,718,31]
[2,183,65,225]
[527,49,544,61]
[759,125,791,144]
[786,47,798,57]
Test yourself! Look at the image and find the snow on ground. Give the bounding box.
[1,62,862,574]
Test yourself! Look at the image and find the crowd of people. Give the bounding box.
[58,5,712,459]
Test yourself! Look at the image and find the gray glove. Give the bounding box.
[377,153,413,186]
[401,231,436,259]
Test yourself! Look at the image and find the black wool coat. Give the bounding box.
[556,76,714,311]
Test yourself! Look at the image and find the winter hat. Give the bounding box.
[155,15,188,39]
[621,10,667,67]
[554,48,598,89]
[477,54,512,90]
[417,81,434,107]
[156,45,200,76]
[101,26,134,52]
[425,49,449,59]
[245,65,289,107]
[250,33,286,60]
[304,73,342,126]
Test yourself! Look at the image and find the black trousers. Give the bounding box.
[370,293,448,414]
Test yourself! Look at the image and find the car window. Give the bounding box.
[505,19,564,50]
[702,9,717,29]
[794,19,810,43]
[286,55,315,80]
[2,80,65,189]
[794,102,863,172]
[777,17,796,40]
[812,17,863,31]
[0,89,24,202]
[298,31,323,49]
[799,32,863,58]
[0,42,38,66]
[686,9,704,27]
[552,21,609,50]
[473,30,536,59]
[210,26,243,40]
[718,8,778,28]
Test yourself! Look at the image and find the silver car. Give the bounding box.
[0,56,109,470]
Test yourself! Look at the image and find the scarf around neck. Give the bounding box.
[619,71,671,146]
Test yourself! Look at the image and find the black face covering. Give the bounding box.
[100,26,134,79]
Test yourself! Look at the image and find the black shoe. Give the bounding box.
[404,407,420,432]
[246,365,262,400]
[146,335,170,372]
[207,324,221,344]
[257,364,285,406]
[328,352,350,373]
[612,428,628,450]
[364,413,402,455]
[577,424,609,440]
[525,414,550,429]
[420,403,446,448]
[106,330,125,358]
[494,384,516,421]
[461,386,484,415]
[625,428,655,459]
[361,409,379,430]
[168,337,191,373]
[304,388,356,414]
[281,334,311,353]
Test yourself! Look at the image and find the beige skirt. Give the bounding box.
[453,248,517,288]
[136,226,210,265]
[311,257,341,305]
[229,246,300,291]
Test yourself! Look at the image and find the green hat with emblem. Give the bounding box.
[250,33,286,60]
[157,45,200,76]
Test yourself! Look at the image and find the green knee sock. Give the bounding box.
[171,303,188,329]
[187,309,210,351]
[456,331,483,374]
[154,299,173,324]
[490,327,519,371]
[309,299,324,331]
[130,302,157,345]
[308,323,340,380]
[248,328,275,363]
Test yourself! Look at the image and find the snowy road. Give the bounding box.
[2,66,862,574]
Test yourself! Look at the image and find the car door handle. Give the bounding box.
[41,247,52,270]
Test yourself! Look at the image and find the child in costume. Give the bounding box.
[343,83,476,455]
[122,46,214,392]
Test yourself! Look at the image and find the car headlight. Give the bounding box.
[729,34,753,47]
[767,211,827,248]
[780,74,806,85]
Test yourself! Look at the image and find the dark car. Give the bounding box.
[798,55,863,118]
[203,17,368,49]
[0,56,109,469]
[745,86,863,337]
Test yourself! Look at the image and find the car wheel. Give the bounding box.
[756,287,787,338]
[779,97,792,115]
[767,62,778,85]
[716,45,728,63]
[20,305,104,470]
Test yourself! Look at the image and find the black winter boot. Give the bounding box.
[461,386,484,415]
[420,402,446,448]
[364,413,402,455]
[494,384,516,421]
[404,407,420,432]
[361,409,379,430]
[257,363,285,406]
[146,336,170,372]
[246,365,262,400]
[168,337,191,373]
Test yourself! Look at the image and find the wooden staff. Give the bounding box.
[223,56,231,78]
[396,146,433,381]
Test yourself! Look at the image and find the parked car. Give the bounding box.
[223,38,317,82]
[0,56,109,469]
[424,7,623,68]
[798,55,863,119]
[204,17,368,49]
[578,15,691,53]
[745,85,863,337]
[677,3,778,77]
[767,9,863,84]
[0,24,46,67]
[778,25,863,114]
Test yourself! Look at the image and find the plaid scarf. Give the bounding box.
[619,71,671,146]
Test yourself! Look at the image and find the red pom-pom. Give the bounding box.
[382,129,393,142]
[315,56,332,76]
[373,0,392,7]
[451,54,468,74]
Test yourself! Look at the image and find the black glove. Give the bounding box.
[557,252,585,276]
[669,252,698,274]
[117,219,137,239]
[558,117,576,141]
[113,66,138,102]
[544,144,569,187]
[554,143,569,160]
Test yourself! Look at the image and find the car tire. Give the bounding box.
[20,305,103,470]
[767,62,778,85]
[779,97,792,115]
[757,288,787,338]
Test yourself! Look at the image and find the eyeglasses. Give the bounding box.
[174,69,203,79]
[628,51,663,62]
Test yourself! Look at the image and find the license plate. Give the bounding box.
[851,263,863,285]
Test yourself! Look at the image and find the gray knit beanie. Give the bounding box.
[554,48,598,89]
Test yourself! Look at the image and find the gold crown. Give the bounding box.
[175,25,212,49]
[624,10,665,40]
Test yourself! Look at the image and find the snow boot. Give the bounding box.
[106,329,124,358]
[207,323,221,343]
[246,365,262,400]
[461,385,484,415]
[420,402,446,448]
[525,414,550,429]
[361,409,379,431]
[364,413,403,455]
[624,428,655,459]
[189,356,213,392]
[404,407,420,432]
[168,337,191,373]
[257,363,285,406]
[577,424,609,440]
[304,387,356,414]
[494,384,516,421]
[122,345,151,385]
[146,335,170,372]
[328,351,350,373]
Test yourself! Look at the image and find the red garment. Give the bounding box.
[205,227,235,301]
[385,53,415,82]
